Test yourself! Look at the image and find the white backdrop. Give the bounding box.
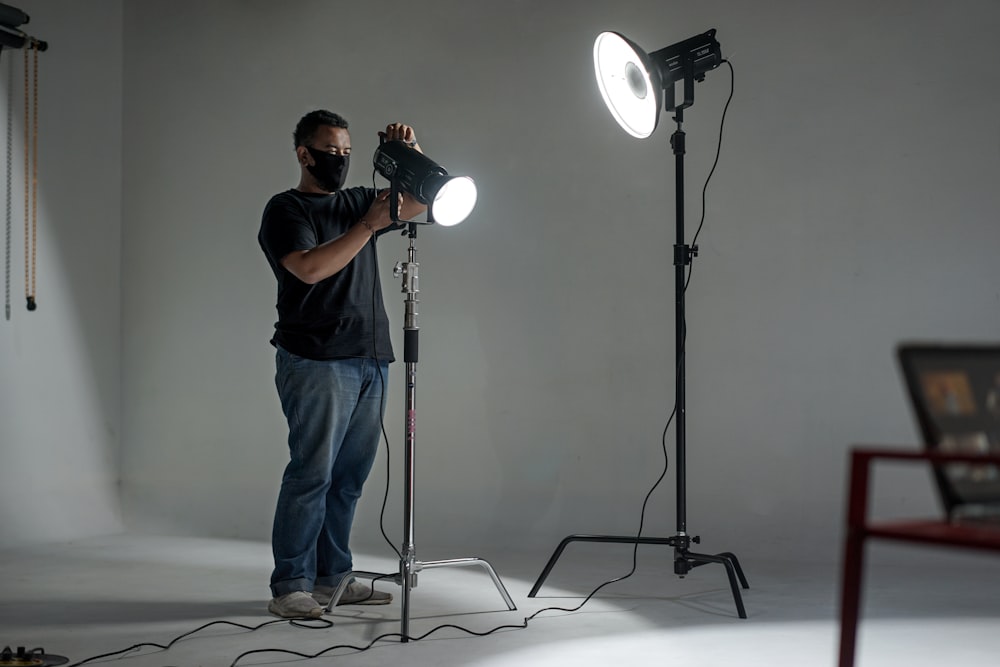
[3,1,998,565]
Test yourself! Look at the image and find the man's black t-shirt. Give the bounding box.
[258,187,394,362]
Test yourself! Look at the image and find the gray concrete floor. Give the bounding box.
[1,535,998,666]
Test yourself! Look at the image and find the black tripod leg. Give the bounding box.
[529,534,677,597]
[716,551,749,589]
[531,536,748,618]
[683,551,747,619]
[529,535,577,598]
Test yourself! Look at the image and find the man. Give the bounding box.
[258,110,425,618]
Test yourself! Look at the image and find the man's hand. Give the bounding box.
[375,122,427,220]
[363,188,404,231]
[379,122,418,149]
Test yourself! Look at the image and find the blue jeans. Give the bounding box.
[270,348,388,597]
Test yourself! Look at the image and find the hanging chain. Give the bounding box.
[22,45,27,307]
[29,43,37,311]
[22,43,37,312]
[4,48,11,321]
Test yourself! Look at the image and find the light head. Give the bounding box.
[373,141,477,226]
[594,29,722,138]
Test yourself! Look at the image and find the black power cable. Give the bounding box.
[367,173,404,560]
[64,619,330,667]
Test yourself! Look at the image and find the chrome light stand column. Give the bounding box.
[324,185,516,640]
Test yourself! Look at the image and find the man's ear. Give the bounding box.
[296,146,311,166]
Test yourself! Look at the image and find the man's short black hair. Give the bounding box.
[293,110,349,148]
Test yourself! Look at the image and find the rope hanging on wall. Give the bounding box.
[0,2,47,319]
[4,48,11,321]
[22,41,36,311]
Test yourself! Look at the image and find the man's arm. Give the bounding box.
[281,122,427,284]
[280,189,398,285]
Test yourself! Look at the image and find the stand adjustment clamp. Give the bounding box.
[674,244,699,266]
[393,261,419,294]
[668,534,701,549]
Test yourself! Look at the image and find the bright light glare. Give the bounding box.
[594,31,659,139]
[432,176,477,226]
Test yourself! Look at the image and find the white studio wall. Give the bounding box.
[100,0,1000,567]
[0,0,124,548]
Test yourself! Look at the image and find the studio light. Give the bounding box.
[533,29,749,619]
[594,29,721,138]
[347,139,514,642]
[373,140,477,226]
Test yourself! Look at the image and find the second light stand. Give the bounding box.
[323,188,516,640]
[528,80,750,618]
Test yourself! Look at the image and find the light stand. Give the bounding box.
[323,164,515,641]
[529,29,749,618]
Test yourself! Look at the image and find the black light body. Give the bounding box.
[373,140,476,226]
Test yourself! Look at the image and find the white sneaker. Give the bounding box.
[268,590,324,618]
[314,580,393,606]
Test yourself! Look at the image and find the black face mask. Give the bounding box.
[305,147,350,191]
